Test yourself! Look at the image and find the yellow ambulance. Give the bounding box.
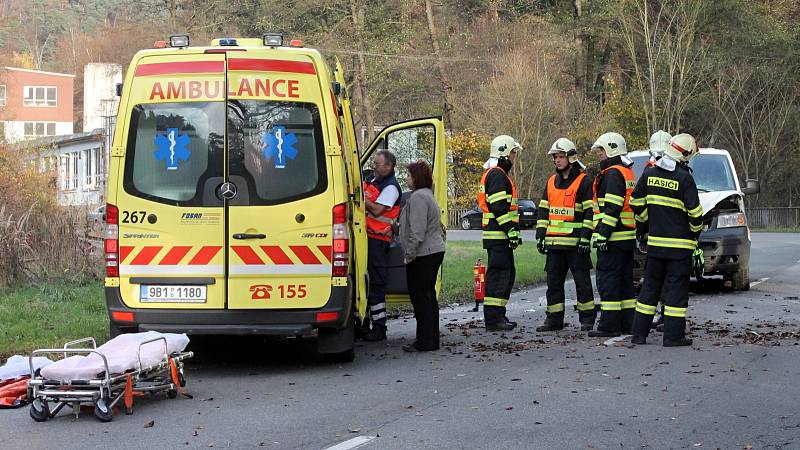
[104,34,447,361]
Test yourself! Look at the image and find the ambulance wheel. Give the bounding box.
[30,398,50,422]
[94,398,114,422]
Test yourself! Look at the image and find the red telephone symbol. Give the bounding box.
[250,284,273,299]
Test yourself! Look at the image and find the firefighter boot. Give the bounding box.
[588,329,621,338]
[663,337,693,347]
[536,316,564,332]
[578,311,597,332]
[503,316,518,327]
[631,335,647,345]
[486,321,516,332]
[621,309,635,335]
[364,325,387,342]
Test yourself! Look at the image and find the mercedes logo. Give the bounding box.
[218,182,238,200]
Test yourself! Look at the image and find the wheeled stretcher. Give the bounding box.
[27,332,193,422]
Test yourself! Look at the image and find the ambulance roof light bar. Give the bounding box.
[219,38,238,46]
[169,34,190,48]
[263,33,284,47]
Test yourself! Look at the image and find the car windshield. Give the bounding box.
[629,153,737,192]
[518,199,536,209]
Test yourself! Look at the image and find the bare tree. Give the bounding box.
[615,0,707,133]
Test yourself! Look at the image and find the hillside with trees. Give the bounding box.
[1,0,798,209]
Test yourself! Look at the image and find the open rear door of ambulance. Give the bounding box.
[361,117,448,304]
[116,53,227,311]
[225,55,335,311]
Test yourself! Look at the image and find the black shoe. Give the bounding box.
[503,317,518,327]
[580,322,595,332]
[486,321,516,332]
[588,329,621,338]
[655,324,664,333]
[536,321,564,332]
[402,343,421,352]
[663,337,693,347]
[632,336,647,345]
[364,326,386,342]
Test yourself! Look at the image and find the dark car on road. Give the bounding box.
[459,199,538,230]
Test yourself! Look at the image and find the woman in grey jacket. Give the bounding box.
[399,161,446,352]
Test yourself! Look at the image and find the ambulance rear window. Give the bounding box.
[124,102,225,206]
[227,100,327,205]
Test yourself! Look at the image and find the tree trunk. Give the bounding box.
[424,0,455,117]
[574,0,586,93]
[349,0,374,148]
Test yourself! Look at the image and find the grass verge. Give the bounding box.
[0,242,547,359]
[440,240,546,304]
[0,283,107,359]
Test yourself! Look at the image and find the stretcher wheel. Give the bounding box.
[94,398,114,422]
[167,388,178,399]
[178,368,186,387]
[30,398,50,422]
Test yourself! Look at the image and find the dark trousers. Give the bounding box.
[367,238,389,329]
[545,249,595,325]
[484,245,515,325]
[596,246,636,333]
[632,255,691,341]
[406,251,445,350]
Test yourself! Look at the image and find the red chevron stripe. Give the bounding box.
[188,246,221,265]
[130,246,163,265]
[232,246,265,265]
[119,246,135,263]
[316,245,333,263]
[261,246,293,264]
[291,246,321,264]
[159,246,192,265]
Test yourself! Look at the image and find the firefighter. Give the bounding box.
[641,130,672,331]
[630,133,703,347]
[362,150,402,341]
[535,138,596,332]
[588,132,638,338]
[479,135,523,331]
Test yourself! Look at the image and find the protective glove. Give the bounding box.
[508,229,522,250]
[577,239,591,255]
[535,237,547,254]
[692,248,704,278]
[594,235,608,252]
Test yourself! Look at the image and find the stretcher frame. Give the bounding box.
[27,336,192,422]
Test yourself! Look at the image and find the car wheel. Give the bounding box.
[461,218,472,230]
[732,264,750,291]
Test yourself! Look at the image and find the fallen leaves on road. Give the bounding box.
[143,420,154,428]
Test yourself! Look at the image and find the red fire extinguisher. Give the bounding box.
[472,258,486,312]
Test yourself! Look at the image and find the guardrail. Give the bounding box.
[747,207,800,229]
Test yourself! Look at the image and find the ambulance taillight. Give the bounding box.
[105,204,119,277]
[332,203,349,277]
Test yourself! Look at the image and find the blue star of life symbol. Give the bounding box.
[262,126,298,169]
[154,128,191,170]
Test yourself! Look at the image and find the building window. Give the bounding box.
[0,85,5,106]
[23,86,57,107]
[23,121,56,138]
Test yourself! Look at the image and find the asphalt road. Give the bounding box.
[2,233,799,449]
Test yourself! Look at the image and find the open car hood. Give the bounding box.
[699,190,742,216]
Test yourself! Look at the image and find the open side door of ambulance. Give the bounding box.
[360,117,448,304]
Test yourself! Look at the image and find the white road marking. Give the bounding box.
[603,335,631,346]
[324,436,377,450]
[750,277,769,288]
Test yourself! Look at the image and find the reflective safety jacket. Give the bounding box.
[364,173,402,242]
[593,156,636,249]
[478,166,518,248]
[535,164,594,249]
[630,161,703,259]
